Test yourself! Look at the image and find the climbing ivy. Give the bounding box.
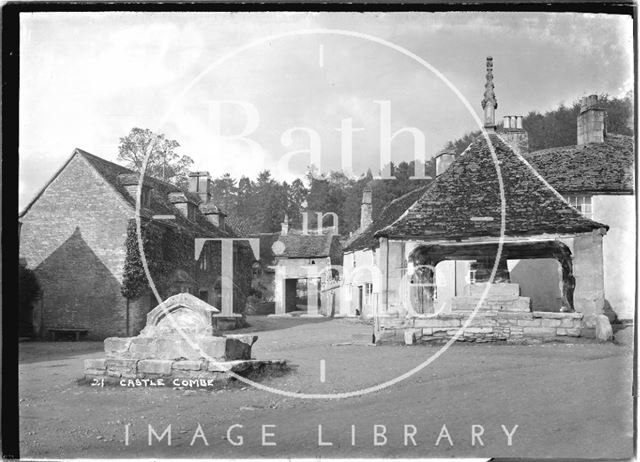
[121,220,193,300]
[120,220,253,316]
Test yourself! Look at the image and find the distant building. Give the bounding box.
[19,149,250,339]
[252,216,342,316]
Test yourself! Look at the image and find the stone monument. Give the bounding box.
[84,292,286,384]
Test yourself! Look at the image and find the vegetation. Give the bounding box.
[19,260,42,336]
[117,128,194,189]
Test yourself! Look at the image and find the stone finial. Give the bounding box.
[481,56,498,130]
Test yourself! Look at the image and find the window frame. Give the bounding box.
[565,194,593,219]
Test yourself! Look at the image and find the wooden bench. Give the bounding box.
[47,328,88,341]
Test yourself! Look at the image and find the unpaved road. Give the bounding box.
[19,317,633,459]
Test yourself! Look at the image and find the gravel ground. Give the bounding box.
[19,316,634,459]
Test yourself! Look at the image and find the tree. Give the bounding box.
[117,128,194,188]
[19,261,42,336]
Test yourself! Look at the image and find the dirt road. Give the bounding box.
[19,317,633,459]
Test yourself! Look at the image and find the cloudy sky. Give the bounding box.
[19,11,633,210]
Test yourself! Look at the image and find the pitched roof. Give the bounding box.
[275,231,340,259]
[22,148,231,238]
[376,134,608,241]
[524,134,634,194]
[344,185,429,252]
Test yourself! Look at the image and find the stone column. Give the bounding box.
[273,267,286,315]
[379,237,389,312]
[572,230,606,324]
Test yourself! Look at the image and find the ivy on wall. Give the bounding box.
[121,220,193,300]
[120,219,254,316]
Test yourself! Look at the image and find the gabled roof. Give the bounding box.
[344,185,429,252]
[275,231,341,259]
[524,134,634,194]
[376,134,608,241]
[21,148,231,238]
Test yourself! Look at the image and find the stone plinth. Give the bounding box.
[376,310,584,344]
[84,293,286,384]
[452,283,530,313]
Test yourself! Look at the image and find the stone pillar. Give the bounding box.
[379,237,389,312]
[572,230,605,324]
[273,267,286,315]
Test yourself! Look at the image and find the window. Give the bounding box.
[140,188,151,208]
[469,264,478,285]
[187,204,196,221]
[199,247,209,271]
[566,195,593,219]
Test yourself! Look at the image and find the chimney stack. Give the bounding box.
[499,114,529,155]
[360,185,373,230]
[188,171,211,203]
[199,202,226,229]
[435,148,456,176]
[281,214,289,235]
[481,56,498,132]
[577,94,606,145]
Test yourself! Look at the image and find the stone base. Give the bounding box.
[84,358,288,386]
[104,334,257,361]
[376,311,584,344]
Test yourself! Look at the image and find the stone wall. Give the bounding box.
[85,357,288,384]
[20,154,134,339]
[572,231,605,322]
[377,311,583,344]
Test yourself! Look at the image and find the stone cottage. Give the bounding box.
[19,149,253,339]
[522,96,635,321]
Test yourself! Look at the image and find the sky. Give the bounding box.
[19,11,634,210]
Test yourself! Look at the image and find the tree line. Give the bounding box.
[117,92,633,236]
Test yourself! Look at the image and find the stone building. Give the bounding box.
[342,183,430,317]
[19,148,251,339]
[523,96,635,321]
[251,216,342,316]
[341,57,618,343]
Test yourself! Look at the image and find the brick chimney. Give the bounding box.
[118,173,152,207]
[188,171,211,203]
[360,185,373,230]
[577,94,606,145]
[499,114,529,155]
[200,202,226,229]
[168,192,197,221]
[435,148,456,176]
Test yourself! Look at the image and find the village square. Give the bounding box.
[14,10,634,460]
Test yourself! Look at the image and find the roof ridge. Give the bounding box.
[375,134,608,241]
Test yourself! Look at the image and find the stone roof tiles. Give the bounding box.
[375,134,608,241]
[525,134,634,194]
[343,185,430,252]
[77,149,232,238]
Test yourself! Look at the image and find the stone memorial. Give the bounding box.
[84,292,287,384]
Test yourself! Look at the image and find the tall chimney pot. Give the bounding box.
[577,94,606,145]
[188,171,211,203]
[360,185,373,230]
